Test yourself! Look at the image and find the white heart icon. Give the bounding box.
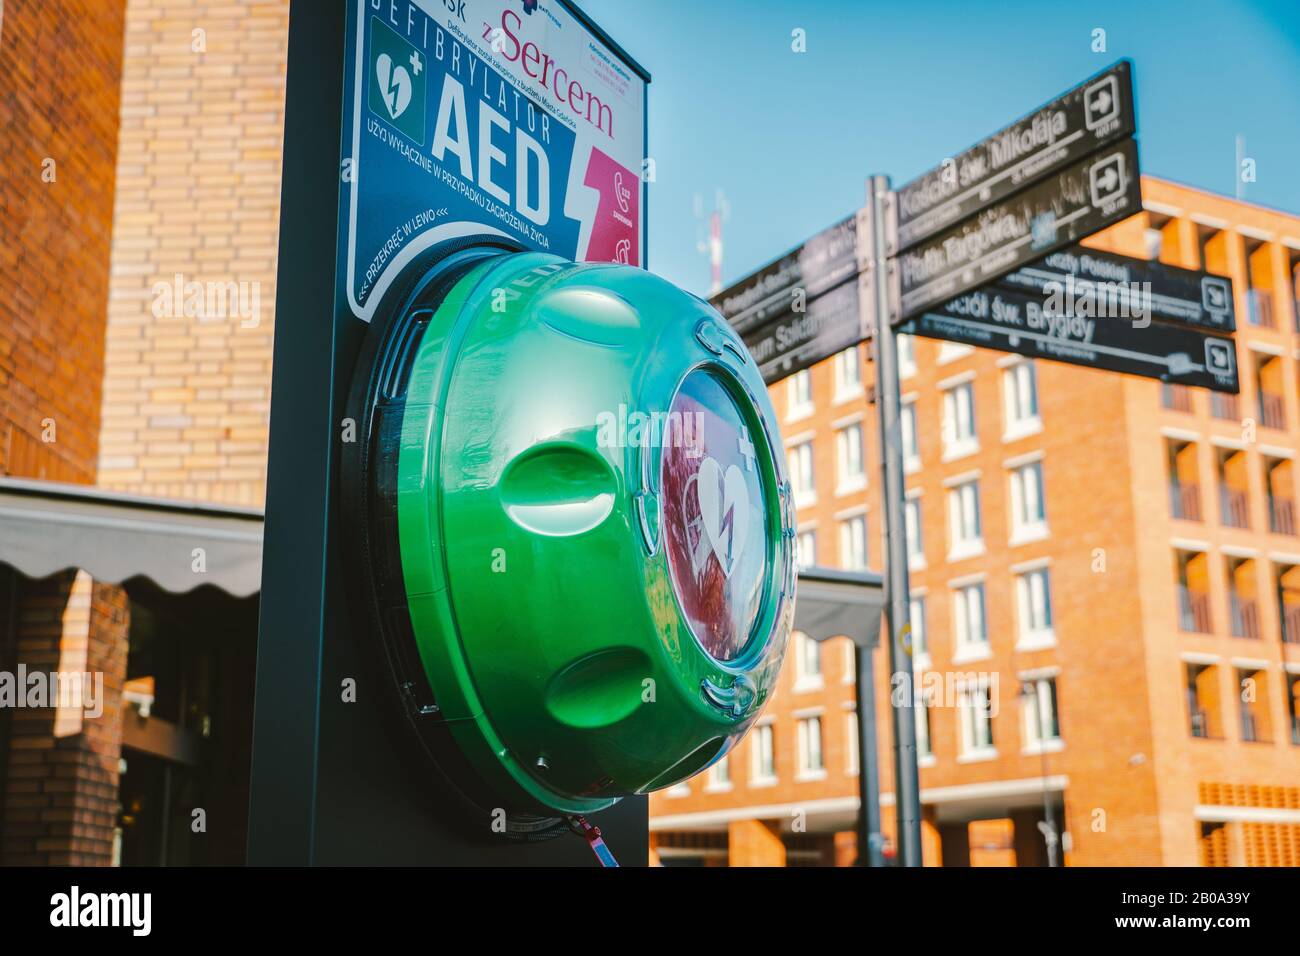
[696,457,749,579]
[375,53,412,120]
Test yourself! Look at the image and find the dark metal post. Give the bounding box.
[865,174,923,866]
[246,0,348,865]
[853,643,885,866]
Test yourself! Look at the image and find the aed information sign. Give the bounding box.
[341,0,648,321]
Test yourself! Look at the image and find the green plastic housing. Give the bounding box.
[392,251,796,816]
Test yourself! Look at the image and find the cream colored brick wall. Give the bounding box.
[99,0,288,506]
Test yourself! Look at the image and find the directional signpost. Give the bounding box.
[896,61,1135,250]
[711,57,1241,867]
[898,282,1239,392]
[711,216,859,384]
[1000,243,1235,331]
[898,138,1142,319]
[899,240,1240,391]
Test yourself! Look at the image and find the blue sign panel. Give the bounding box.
[340,0,648,320]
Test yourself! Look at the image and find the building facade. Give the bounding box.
[0,0,285,866]
[649,178,1300,868]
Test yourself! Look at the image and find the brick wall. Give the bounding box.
[97,0,289,506]
[1,571,129,866]
[0,0,127,483]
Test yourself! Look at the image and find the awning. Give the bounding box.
[0,476,264,597]
[795,566,887,647]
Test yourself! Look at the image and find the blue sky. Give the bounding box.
[580,0,1300,295]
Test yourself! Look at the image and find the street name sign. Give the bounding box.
[712,216,861,383]
[898,138,1142,321]
[712,215,857,332]
[1000,243,1235,332]
[896,60,1135,250]
[898,283,1239,392]
[737,278,861,384]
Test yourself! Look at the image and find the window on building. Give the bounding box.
[1243,236,1276,329]
[1176,549,1213,634]
[1186,662,1222,739]
[1255,354,1286,431]
[1210,390,1240,421]
[1002,361,1040,438]
[897,333,916,379]
[1289,248,1300,334]
[845,711,859,774]
[939,341,975,364]
[915,684,933,757]
[1237,668,1272,743]
[953,581,988,655]
[750,723,776,783]
[788,440,815,506]
[904,495,924,568]
[839,514,868,570]
[901,399,920,472]
[958,678,995,757]
[836,422,866,492]
[1216,446,1250,529]
[1009,461,1047,542]
[706,754,731,791]
[833,346,862,399]
[787,370,813,420]
[1278,562,1300,645]
[947,479,983,558]
[1227,555,1260,639]
[797,716,825,777]
[1143,224,1163,260]
[794,630,822,690]
[1162,382,1193,413]
[910,594,928,660]
[1197,225,1227,276]
[1016,567,1055,648]
[1166,438,1202,522]
[1021,676,1061,750]
[942,381,977,458]
[796,529,817,570]
[1287,671,1300,746]
[1265,456,1296,535]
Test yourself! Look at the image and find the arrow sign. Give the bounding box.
[733,277,862,385]
[1001,244,1236,332]
[897,139,1142,321]
[712,216,858,333]
[898,284,1239,393]
[896,60,1135,250]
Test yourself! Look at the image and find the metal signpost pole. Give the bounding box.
[865,174,923,866]
[853,644,885,867]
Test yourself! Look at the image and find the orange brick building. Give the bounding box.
[649,178,1300,867]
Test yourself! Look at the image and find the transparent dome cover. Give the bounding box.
[660,370,770,662]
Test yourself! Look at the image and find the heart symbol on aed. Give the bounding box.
[375,53,412,121]
[696,457,749,579]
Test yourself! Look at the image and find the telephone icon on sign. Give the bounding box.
[614,239,631,265]
[614,171,631,214]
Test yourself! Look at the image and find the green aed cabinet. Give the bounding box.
[248,0,794,865]
[343,245,797,840]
